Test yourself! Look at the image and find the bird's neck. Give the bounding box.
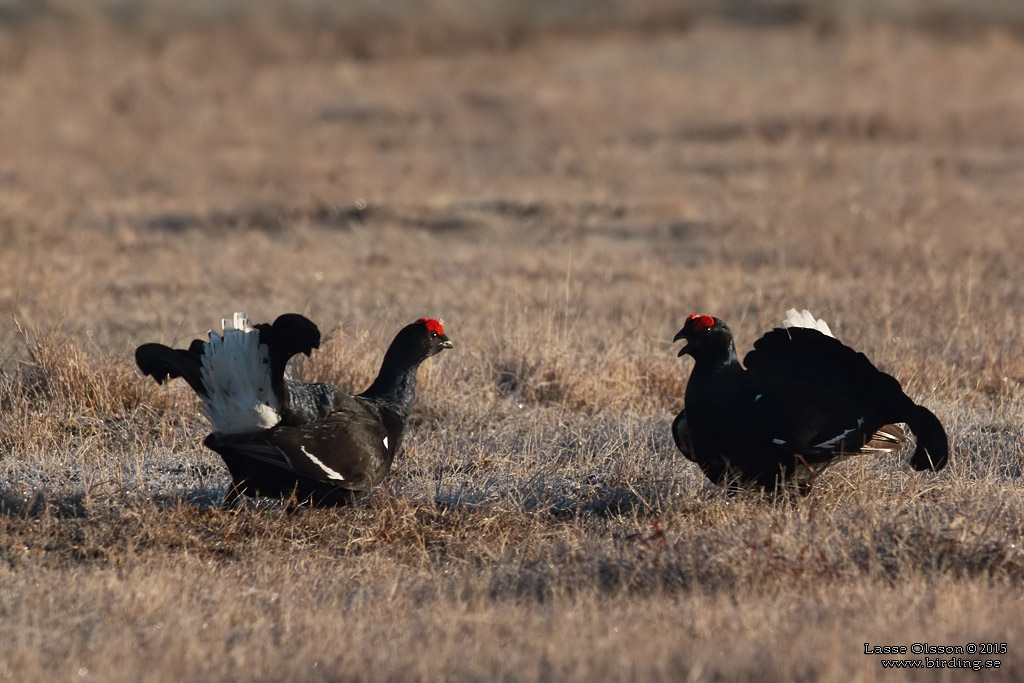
[360,355,419,419]
[695,340,741,374]
[686,341,743,407]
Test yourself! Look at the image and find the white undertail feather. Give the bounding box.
[781,308,834,338]
[200,312,282,435]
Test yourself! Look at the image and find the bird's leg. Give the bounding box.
[795,455,835,494]
[793,455,820,496]
[283,487,310,515]
[220,484,242,511]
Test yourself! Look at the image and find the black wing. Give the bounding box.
[744,382,876,462]
[206,397,391,493]
[671,409,695,462]
[672,408,733,484]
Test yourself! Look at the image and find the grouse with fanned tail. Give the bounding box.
[136,313,453,507]
[671,309,948,491]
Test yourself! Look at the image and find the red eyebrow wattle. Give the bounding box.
[419,318,444,335]
[689,314,715,331]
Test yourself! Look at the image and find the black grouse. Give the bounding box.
[136,313,453,507]
[672,309,948,490]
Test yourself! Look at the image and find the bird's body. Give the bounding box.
[136,314,452,507]
[672,310,948,490]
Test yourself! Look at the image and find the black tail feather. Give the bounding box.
[134,341,207,397]
[255,314,321,408]
[907,404,949,471]
[136,313,319,409]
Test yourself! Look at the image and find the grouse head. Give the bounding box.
[673,314,735,363]
[386,318,454,366]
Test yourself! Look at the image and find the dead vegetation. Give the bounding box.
[0,3,1023,681]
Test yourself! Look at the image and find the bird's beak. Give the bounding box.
[674,328,692,357]
[439,336,454,350]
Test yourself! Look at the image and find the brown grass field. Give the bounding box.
[0,2,1023,681]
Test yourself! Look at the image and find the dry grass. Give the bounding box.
[0,3,1023,681]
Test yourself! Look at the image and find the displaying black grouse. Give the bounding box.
[136,313,453,507]
[672,309,948,490]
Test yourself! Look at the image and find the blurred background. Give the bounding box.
[3,0,1024,34]
[0,0,1021,364]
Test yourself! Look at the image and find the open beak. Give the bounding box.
[673,328,692,357]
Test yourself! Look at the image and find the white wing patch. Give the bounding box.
[815,418,865,449]
[781,309,834,338]
[754,394,763,402]
[299,445,346,482]
[200,312,282,435]
[383,436,389,450]
[772,438,787,445]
